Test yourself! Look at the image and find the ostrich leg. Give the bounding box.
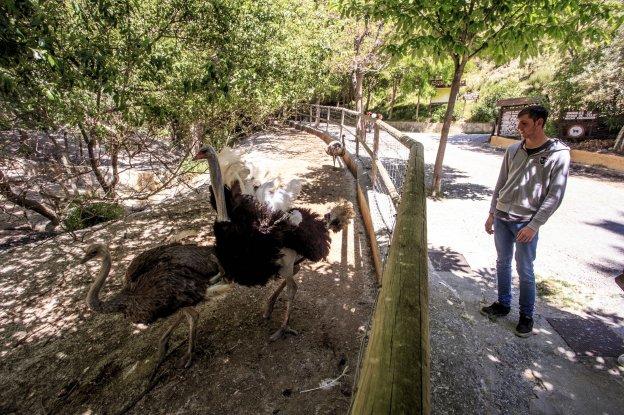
[178,307,199,369]
[149,312,185,382]
[263,279,287,319]
[269,248,299,341]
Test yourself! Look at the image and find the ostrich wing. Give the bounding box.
[283,208,330,262]
[213,195,285,286]
[125,244,219,283]
[123,263,215,324]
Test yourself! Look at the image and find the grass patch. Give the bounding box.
[181,159,209,174]
[64,202,125,231]
[536,276,583,309]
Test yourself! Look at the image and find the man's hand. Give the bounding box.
[485,214,494,235]
[516,227,536,243]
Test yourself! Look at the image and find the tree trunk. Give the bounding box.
[0,170,60,226]
[431,57,467,196]
[78,122,114,196]
[614,125,624,153]
[389,77,398,120]
[416,92,421,120]
[365,82,372,112]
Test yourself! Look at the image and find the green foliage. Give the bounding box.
[468,80,524,123]
[64,202,124,231]
[547,26,624,131]
[181,159,209,174]
[1,0,348,146]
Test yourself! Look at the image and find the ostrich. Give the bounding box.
[80,151,229,379]
[194,146,354,340]
[325,138,345,168]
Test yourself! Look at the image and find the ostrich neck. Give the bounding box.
[206,147,230,222]
[86,254,123,314]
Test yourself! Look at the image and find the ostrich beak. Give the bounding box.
[202,146,230,222]
[193,150,207,161]
[80,251,96,264]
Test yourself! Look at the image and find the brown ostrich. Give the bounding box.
[79,153,229,379]
[80,242,225,379]
[195,146,354,341]
[325,139,345,167]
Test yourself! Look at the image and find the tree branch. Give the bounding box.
[0,170,60,225]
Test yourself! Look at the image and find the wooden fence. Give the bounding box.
[291,104,430,415]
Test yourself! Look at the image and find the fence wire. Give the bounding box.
[292,106,411,266]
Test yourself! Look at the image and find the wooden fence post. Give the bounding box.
[350,142,430,415]
[339,110,345,141]
[355,113,361,157]
[309,105,313,124]
[371,122,380,185]
[315,104,321,128]
[326,107,330,132]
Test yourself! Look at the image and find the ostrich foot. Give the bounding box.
[263,304,275,320]
[148,352,167,383]
[269,326,298,342]
[177,352,194,369]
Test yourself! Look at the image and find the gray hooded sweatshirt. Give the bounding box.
[489,138,570,232]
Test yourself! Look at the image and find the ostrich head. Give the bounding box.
[193,146,211,161]
[324,200,355,232]
[80,243,110,264]
[193,145,230,222]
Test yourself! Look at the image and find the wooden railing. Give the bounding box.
[290,104,430,415]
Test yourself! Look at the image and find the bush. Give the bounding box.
[378,102,462,122]
[64,202,125,231]
[468,80,524,123]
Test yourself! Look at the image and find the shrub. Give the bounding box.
[468,80,524,123]
[64,202,125,231]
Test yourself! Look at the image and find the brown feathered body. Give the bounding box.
[325,140,345,157]
[89,244,220,324]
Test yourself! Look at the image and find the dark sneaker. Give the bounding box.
[515,313,534,337]
[480,301,511,320]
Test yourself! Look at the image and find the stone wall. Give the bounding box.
[387,121,494,134]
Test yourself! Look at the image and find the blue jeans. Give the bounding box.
[494,217,539,316]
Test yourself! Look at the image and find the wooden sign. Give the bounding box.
[560,110,599,140]
[493,97,541,138]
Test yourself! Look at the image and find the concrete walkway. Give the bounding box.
[415,132,624,331]
[413,132,624,415]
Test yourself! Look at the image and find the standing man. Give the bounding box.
[481,105,571,337]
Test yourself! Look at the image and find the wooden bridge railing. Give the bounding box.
[290,104,430,415]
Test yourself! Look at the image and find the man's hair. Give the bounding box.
[518,105,549,126]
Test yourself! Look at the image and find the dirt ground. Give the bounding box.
[0,128,377,415]
[565,138,617,153]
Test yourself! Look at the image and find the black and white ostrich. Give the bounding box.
[195,146,354,340]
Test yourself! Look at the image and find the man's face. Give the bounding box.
[517,114,542,139]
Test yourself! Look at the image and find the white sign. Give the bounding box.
[500,110,521,137]
[567,124,585,138]
[564,111,598,120]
